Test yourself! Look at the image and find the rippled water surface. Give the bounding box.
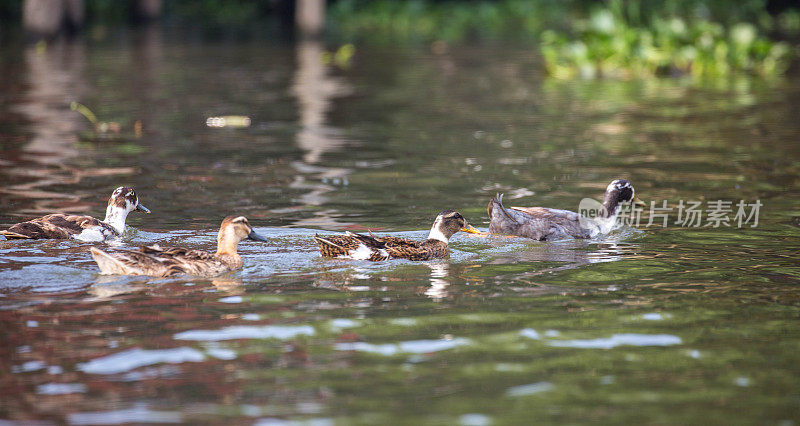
[1,28,800,424]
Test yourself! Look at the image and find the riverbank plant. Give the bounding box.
[330,0,796,80]
[540,1,792,79]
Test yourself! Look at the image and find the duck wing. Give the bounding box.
[314,232,392,261]
[138,245,222,276]
[3,214,113,240]
[376,236,439,260]
[388,239,447,260]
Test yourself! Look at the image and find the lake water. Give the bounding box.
[1,27,799,424]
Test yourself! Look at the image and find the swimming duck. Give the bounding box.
[1,186,150,241]
[488,179,645,240]
[314,210,480,261]
[89,215,268,277]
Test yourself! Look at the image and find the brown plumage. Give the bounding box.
[90,215,268,277]
[314,210,479,261]
[488,179,644,240]
[1,186,150,241]
[2,214,110,239]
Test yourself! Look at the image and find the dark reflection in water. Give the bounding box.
[1,27,800,424]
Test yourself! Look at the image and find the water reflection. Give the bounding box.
[2,41,87,215]
[483,236,641,279]
[424,261,450,301]
[288,39,353,229]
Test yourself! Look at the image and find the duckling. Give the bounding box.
[314,210,480,261]
[488,179,645,240]
[1,187,150,241]
[89,215,268,277]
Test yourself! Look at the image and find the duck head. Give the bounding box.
[216,215,268,257]
[427,210,480,243]
[104,186,151,234]
[600,179,645,218]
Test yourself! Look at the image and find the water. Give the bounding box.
[1,28,800,424]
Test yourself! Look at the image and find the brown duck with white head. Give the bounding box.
[488,179,645,240]
[1,186,150,241]
[90,215,268,277]
[314,210,480,261]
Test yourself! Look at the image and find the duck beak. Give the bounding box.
[247,229,268,242]
[136,203,151,214]
[633,197,647,207]
[461,224,482,234]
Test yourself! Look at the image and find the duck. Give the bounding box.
[488,179,645,240]
[1,186,150,241]
[314,210,480,261]
[89,215,268,277]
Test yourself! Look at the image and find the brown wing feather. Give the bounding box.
[314,234,365,258]
[137,245,222,276]
[389,239,448,260]
[4,214,113,239]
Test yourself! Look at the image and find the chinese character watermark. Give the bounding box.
[579,199,762,229]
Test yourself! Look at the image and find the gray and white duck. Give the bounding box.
[1,186,150,241]
[488,179,645,240]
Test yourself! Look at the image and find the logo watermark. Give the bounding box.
[578,199,762,229]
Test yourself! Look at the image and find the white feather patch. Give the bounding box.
[73,227,108,242]
[427,227,449,243]
[344,243,374,260]
[103,206,130,235]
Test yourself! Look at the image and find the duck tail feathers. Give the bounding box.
[90,247,131,275]
[1,230,33,240]
[313,234,343,250]
[490,193,519,224]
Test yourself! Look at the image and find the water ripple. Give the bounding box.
[77,347,205,374]
[548,333,682,349]
[335,338,470,356]
[173,325,315,341]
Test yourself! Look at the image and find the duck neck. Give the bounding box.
[597,196,623,233]
[427,225,450,243]
[103,206,129,235]
[215,228,241,260]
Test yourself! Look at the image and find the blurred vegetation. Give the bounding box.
[540,0,792,79]
[2,0,798,79]
[330,0,799,80]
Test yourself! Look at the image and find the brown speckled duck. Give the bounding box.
[1,187,150,241]
[488,179,645,240]
[314,210,480,261]
[90,215,267,277]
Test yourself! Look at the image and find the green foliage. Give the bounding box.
[330,0,796,80]
[329,0,579,43]
[540,1,793,80]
